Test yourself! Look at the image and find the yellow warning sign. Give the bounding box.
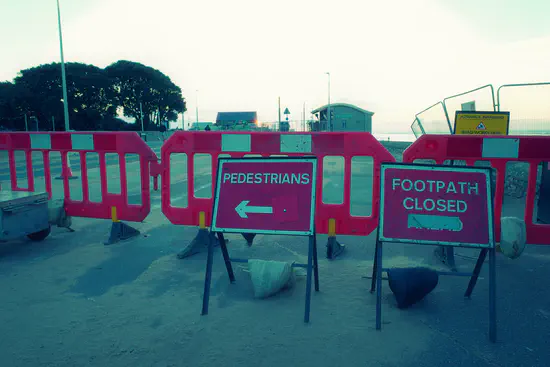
[454,111,510,135]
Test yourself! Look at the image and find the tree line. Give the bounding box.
[0,60,186,131]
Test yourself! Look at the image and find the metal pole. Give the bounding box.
[140,102,144,131]
[303,102,306,132]
[24,114,28,131]
[182,97,185,130]
[56,0,70,132]
[326,72,331,132]
[278,97,281,129]
[52,116,55,131]
[195,90,199,123]
[489,247,497,342]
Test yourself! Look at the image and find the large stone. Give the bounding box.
[500,216,526,259]
[248,259,294,299]
[387,267,439,309]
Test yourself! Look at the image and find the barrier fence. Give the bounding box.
[2,131,550,246]
[0,131,160,222]
[403,134,550,244]
[160,131,395,236]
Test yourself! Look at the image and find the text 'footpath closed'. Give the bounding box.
[392,178,479,213]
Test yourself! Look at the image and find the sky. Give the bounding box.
[1,0,550,132]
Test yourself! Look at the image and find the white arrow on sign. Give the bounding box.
[407,214,463,232]
[235,200,273,219]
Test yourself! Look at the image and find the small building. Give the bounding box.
[216,111,258,130]
[310,103,374,132]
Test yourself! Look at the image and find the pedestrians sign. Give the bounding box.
[454,111,509,135]
[379,163,494,248]
[283,108,290,115]
[212,157,317,235]
[203,156,320,323]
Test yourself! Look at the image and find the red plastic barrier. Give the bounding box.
[0,132,159,222]
[161,131,395,236]
[403,134,550,244]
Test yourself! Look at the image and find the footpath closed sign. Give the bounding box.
[454,111,510,135]
[212,157,317,236]
[379,163,494,248]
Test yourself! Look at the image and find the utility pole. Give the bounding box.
[326,72,331,132]
[182,97,185,130]
[195,90,199,124]
[278,97,281,131]
[52,116,55,131]
[140,102,144,131]
[56,0,70,131]
[303,102,306,132]
[24,114,28,131]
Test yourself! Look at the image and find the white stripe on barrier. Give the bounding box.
[30,134,51,150]
[482,138,519,159]
[280,134,311,153]
[222,134,250,152]
[71,134,94,150]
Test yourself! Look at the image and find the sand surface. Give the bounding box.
[1,194,550,367]
[1,140,550,366]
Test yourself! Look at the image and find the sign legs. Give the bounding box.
[489,247,497,342]
[201,232,320,323]
[370,239,380,294]
[218,233,235,283]
[304,235,314,323]
[464,249,488,298]
[313,234,320,292]
[375,240,383,330]
[201,232,215,316]
[463,247,497,342]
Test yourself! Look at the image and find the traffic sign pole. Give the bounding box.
[202,157,319,322]
[373,162,498,342]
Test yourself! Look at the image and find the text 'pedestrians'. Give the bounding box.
[223,173,311,185]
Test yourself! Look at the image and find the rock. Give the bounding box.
[500,217,526,259]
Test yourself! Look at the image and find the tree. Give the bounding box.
[0,82,18,129]
[11,62,117,131]
[106,60,185,130]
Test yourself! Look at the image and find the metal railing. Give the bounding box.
[413,82,550,137]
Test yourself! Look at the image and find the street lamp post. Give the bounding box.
[56,0,70,132]
[326,72,331,132]
[140,102,144,131]
[195,90,199,124]
[181,97,185,130]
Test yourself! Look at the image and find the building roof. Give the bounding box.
[310,103,374,116]
[216,111,258,122]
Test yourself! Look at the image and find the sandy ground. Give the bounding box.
[1,142,550,366]
[1,196,550,367]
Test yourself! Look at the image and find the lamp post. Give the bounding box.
[195,90,199,124]
[326,72,331,132]
[181,97,185,130]
[56,0,70,132]
[140,102,144,131]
